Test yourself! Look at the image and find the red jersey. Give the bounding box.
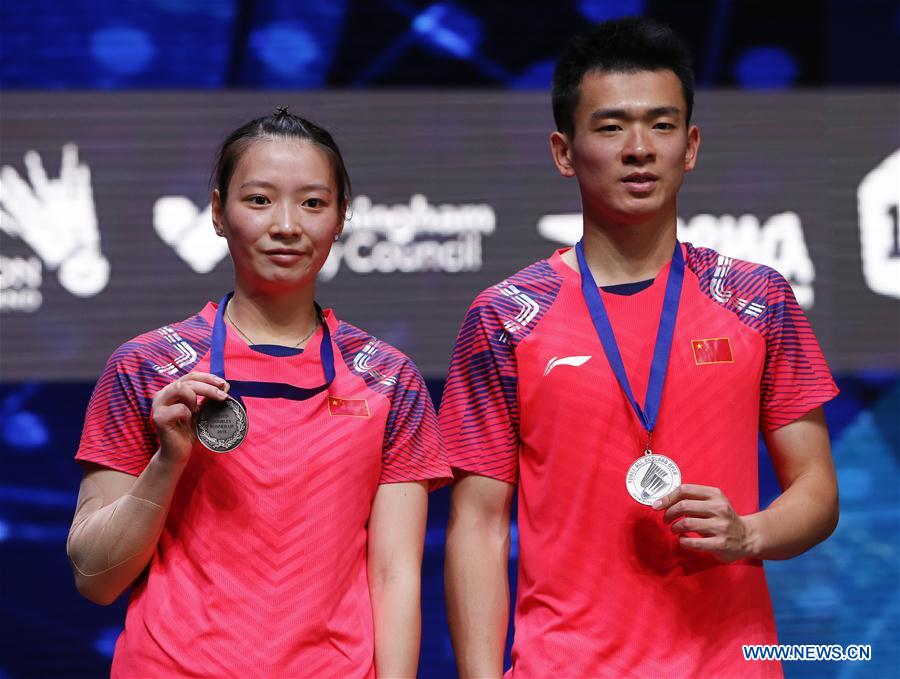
[76,303,451,678]
[440,244,838,678]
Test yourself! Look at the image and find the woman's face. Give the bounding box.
[212,138,343,293]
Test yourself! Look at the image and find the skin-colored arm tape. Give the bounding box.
[67,475,165,578]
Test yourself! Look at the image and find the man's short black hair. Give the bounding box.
[552,17,695,135]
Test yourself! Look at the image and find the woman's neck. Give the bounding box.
[226,284,319,347]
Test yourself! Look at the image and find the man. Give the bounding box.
[440,17,839,678]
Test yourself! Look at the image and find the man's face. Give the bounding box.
[552,69,700,226]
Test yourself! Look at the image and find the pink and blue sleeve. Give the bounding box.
[759,271,839,431]
[75,344,164,476]
[380,358,452,487]
[439,294,520,483]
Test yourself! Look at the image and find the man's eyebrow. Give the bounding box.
[647,106,682,117]
[590,108,629,120]
[589,106,682,120]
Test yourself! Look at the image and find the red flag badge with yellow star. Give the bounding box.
[691,338,734,365]
[328,396,370,417]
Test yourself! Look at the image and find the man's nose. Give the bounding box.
[623,127,655,163]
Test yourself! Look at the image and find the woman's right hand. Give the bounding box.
[151,372,229,465]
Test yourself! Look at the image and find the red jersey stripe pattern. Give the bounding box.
[77,315,212,475]
[440,260,563,482]
[75,303,450,678]
[439,244,837,678]
[684,244,838,430]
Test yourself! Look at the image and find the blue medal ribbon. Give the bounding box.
[575,240,684,438]
[210,292,335,402]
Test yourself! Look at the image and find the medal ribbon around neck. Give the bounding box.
[576,240,685,504]
[575,240,684,441]
[575,240,684,434]
[211,292,335,401]
[196,291,335,453]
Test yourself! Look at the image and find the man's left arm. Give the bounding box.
[655,407,838,562]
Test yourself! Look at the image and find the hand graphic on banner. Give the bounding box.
[153,197,228,274]
[0,144,109,297]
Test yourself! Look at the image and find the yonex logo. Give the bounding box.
[543,355,591,376]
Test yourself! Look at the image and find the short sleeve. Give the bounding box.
[75,344,168,475]
[380,358,452,488]
[439,295,520,483]
[759,271,839,431]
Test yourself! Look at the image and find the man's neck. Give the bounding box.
[560,213,678,286]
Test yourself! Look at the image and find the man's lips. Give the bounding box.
[622,173,658,192]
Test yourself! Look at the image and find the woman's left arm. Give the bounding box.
[368,480,429,678]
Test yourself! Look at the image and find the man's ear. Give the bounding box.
[684,125,701,171]
[550,131,576,178]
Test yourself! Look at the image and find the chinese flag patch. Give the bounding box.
[328,396,370,417]
[691,338,734,365]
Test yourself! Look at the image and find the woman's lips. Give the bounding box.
[264,249,306,264]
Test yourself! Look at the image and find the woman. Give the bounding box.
[67,108,450,677]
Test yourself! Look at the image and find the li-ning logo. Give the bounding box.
[543,355,592,376]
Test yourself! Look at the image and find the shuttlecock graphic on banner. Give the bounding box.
[153,197,228,274]
[0,144,109,297]
[857,148,900,300]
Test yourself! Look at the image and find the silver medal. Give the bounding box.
[195,396,248,453]
[625,453,681,505]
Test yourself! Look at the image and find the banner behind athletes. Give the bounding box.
[1,91,898,379]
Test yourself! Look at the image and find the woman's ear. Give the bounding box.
[211,189,226,237]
